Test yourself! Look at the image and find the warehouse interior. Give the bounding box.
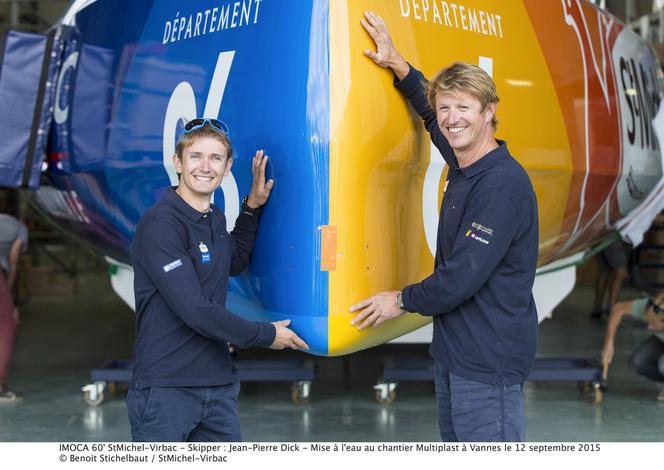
[0,0,663,442]
[1,260,663,441]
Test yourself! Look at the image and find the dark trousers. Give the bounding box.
[0,274,17,386]
[434,361,525,442]
[628,335,664,383]
[127,382,242,442]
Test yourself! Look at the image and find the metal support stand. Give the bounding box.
[82,358,315,406]
[375,356,606,405]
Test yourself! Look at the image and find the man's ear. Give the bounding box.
[172,153,182,175]
[484,103,496,124]
[224,157,233,177]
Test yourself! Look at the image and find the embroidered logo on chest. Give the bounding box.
[199,242,211,263]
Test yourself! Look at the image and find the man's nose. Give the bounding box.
[447,108,460,124]
[200,157,211,171]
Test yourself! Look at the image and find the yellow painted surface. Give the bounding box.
[328,1,574,355]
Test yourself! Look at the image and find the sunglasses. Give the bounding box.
[647,298,664,314]
[183,118,230,136]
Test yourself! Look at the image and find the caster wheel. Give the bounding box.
[582,382,603,404]
[82,382,106,406]
[83,390,104,406]
[374,388,396,405]
[589,382,603,404]
[373,381,397,405]
[291,381,311,405]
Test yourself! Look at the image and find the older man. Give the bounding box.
[350,12,539,442]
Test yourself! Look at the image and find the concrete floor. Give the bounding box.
[1,271,663,441]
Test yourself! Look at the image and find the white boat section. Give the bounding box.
[105,256,135,312]
[615,103,664,246]
[60,0,99,26]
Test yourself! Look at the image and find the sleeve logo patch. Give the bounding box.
[471,222,493,236]
[466,230,490,245]
[163,258,183,272]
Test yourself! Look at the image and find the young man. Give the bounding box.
[129,119,308,441]
[0,210,28,401]
[0,272,20,401]
[602,293,664,401]
[590,240,629,319]
[350,12,539,442]
[0,211,28,292]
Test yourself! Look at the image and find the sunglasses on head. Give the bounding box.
[647,297,664,314]
[183,118,230,136]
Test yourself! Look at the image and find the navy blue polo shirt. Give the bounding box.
[397,66,539,385]
[130,188,276,389]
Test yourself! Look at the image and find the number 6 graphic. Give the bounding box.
[162,51,239,232]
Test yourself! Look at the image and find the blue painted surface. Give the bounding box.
[0,31,54,188]
[39,0,330,354]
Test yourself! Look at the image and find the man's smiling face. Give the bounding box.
[174,135,232,200]
[435,90,495,156]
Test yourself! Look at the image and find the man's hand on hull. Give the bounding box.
[247,150,274,208]
[349,291,406,330]
[270,319,310,351]
[361,11,410,80]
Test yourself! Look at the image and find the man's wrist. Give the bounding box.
[391,57,410,81]
[396,291,405,310]
[246,196,261,209]
[241,196,263,216]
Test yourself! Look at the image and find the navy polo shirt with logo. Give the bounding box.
[397,66,539,386]
[130,188,276,389]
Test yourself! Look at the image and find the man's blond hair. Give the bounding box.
[175,124,233,161]
[426,62,500,129]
